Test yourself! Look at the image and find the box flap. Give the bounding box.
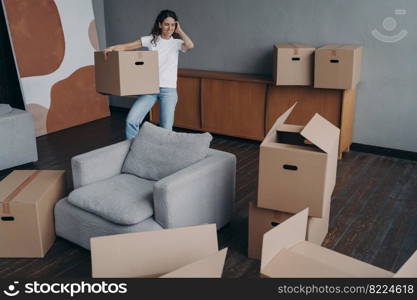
[300,114,340,153]
[261,208,308,271]
[290,241,394,277]
[161,248,228,278]
[263,103,297,144]
[91,224,218,278]
[394,251,417,278]
[262,247,352,277]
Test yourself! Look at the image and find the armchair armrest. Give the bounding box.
[153,149,236,229]
[71,139,132,189]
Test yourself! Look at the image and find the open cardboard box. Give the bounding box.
[257,103,340,218]
[260,208,417,277]
[91,224,227,278]
[248,202,329,260]
[94,50,159,96]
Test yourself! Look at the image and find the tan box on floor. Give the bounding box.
[260,208,417,278]
[314,44,363,89]
[0,170,66,257]
[248,202,329,260]
[91,224,227,278]
[273,43,315,86]
[94,50,159,96]
[257,103,340,218]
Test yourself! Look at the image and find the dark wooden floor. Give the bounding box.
[1,109,416,278]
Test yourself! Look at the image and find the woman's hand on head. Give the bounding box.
[175,21,183,34]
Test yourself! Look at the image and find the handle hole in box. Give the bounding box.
[330,59,339,63]
[283,164,298,171]
[1,216,14,221]
[292,57,301,61]
[135,61,144,65]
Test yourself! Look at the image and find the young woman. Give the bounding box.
[104,10,194,139]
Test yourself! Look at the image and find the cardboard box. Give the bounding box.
[248,202,328,259]
[0,170,66,257]
[260,208,417,277]
[314,44,363,89]
[273,43,315,86]
[91,224,227,278]
[94,50,159,96]
[257,103,340,218]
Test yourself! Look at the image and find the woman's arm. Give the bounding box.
[175,22,194,51]
[104,40,142,55]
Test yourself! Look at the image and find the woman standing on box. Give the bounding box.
[104,9,194,139]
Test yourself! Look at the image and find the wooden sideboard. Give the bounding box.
[149,69,356,158]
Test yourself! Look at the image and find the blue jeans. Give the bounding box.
[125,87,178,139]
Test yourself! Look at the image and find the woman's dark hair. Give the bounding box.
[150,10,180,46]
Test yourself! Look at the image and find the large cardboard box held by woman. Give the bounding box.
[94,50,159,96]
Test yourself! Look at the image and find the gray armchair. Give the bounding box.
[54,139,236,250]
[0,105,38,171]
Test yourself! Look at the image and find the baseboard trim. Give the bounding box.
[350,143,417,161]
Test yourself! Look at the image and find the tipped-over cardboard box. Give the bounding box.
[94,50,159,96]
[248,202,328,260]
[257,103,340,218]
[314,45,363,89]
[91,224,227,278]
[260,208,417,277]
[273,43,315,86]
[0,170,66,257]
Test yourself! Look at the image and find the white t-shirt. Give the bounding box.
[140,35,185,88]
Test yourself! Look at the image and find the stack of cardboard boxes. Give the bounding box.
[273,43,363,89]
[248,103,340,259]
[249,42,362,259]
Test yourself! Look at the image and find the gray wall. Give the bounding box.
[101,0,417,152]
[92,0,106,49]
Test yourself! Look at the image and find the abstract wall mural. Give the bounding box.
[2,0,109,136]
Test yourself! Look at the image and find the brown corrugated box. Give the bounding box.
[94,50,159,96]
[248,202,329,260]
[0,170,66,257]
[260,208,417,278]
[257,103,340,218]
[273,43,315,86]
[91,224,227,278]
[314,44,363,89]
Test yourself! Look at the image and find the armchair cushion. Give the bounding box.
[71,139,132,189]
[67,174,155,225]
[122,122,213,181]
